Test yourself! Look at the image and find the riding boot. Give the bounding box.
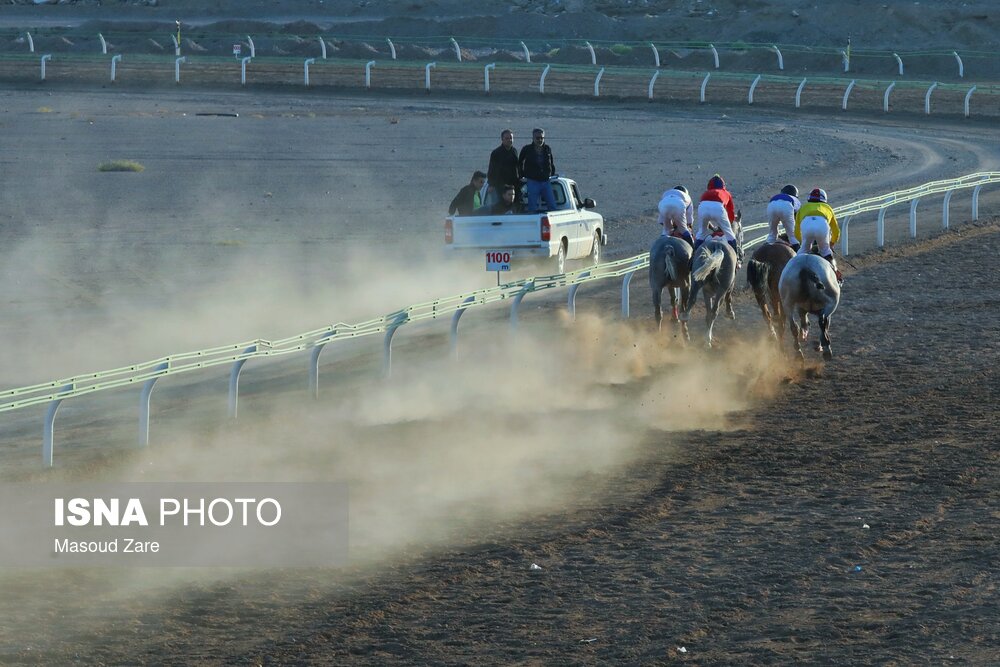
[790,243,801,252]
[692,238,704,252]
[680,230,694,246]
[727,239,739,254]
[823,254,844,284]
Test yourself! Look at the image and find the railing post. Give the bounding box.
[771,45,783,70]
[138,362,169,448]
[42,384,73,468]
[450,37,462,62]
[318,37,327,59]
[748,74,761,104]
[425,61,436,92]
[584,41,596,66]
[893,52,903,76]
[953,51,963,77]
[383,313,408,379]
[304,58,315,86]
[883,81,896,112]
[841,216,852,256]
[650,42,660,67]
[700,72,710,103]
[365,60,375,89]
[247,36,256,58]
[972,184,983,220]
[450,296,476,356]
[648,69,660,100]
[567,272,592,320]
[841,49,849,72]
[709,44,719,69]
[621,261,642,318]
[308,332,336,399]
[386,38,396,60]
[171,34,180,56]
[593,67,604,97]
[539,64,550,94]
[520,41,531,63]
[510,282,534,333]
[795,77,807,108]
[241,56,251,85]
[964,86,975,118]
[228,345,257,420]
[40,54,51,81]
[925,82,938,115]
[877,207,889,247]
[842,79,856,111]
[174,56,185,84]
[26,32,34,53]
[484,62,495,94]
[942,189,954,230]
[99,33,107,55]
[909,199,919,238]
[110,54,122,82]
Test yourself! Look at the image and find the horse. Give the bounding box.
[648,234,693,339]
[746,241,796,341]
[778,253,841,361]
[679,214,743,347]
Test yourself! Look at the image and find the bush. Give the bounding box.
[98,160,145,172]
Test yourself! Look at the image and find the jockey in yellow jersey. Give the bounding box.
[794,187,844,284]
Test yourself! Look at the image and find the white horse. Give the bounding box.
[778,253,841,361]
[649,235,693,339]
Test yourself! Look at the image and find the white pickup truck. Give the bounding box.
[444,176,606,274]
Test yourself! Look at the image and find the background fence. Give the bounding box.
[3,172,997,467]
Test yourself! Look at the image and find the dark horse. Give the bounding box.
[746,241,796,341]
[649,235,693,339]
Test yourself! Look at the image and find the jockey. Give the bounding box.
[767,184,801,250]
[695,174,739,255]
[656,185,694,244]
[794,187,844,283]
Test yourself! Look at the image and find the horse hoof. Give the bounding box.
[800,329,809,342]
[823,348,833,361]
[726,310,736,320]
[814,341,822,352]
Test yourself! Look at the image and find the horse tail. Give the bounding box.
[692,247,724,282]
[746,258,769,294]
[662,244,677,283]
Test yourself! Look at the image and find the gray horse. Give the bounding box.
[679,239,740,347]
[778,253,841,361]
[649,235,693,339]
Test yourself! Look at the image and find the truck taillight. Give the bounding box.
[540,216,551,242]
[444,218,453,244]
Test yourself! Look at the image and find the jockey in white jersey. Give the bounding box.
[656,185,694,245]
[766,184,802,250]
[794,187,844,284]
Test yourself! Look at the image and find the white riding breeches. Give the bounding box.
[797,216,833,257]
[657,195,692,236]
[766,199,796,245]
[696,200,736,242]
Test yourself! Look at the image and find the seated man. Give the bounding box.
[449,170,487,216]
[489,184,522,215]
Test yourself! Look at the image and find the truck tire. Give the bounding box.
[590,231,602,265]
[555,240,567,274]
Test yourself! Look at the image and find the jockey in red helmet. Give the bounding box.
[695,174,739,255]
[795,188,844,283]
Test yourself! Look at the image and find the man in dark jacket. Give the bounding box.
[489,184,522,215]
[486,129,519,206]
[448,170,487,216]
[517,128,557,213]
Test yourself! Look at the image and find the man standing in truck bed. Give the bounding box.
[486,128,519,207]
[518,128,557,213]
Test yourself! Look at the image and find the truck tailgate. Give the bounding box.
[450,215,542,248]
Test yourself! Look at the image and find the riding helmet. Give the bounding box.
[808,187,828,203]
[673,185,688,194]
[707,174,726,189]
[780,184,798,197]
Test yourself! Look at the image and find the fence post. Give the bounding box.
[26,32,34,53]
[42,384,73,468]
[520,41,531,63]
[795,77,807,108]
[709,44,719,69]
[942,189,954,230]
[954,51,963,77]
[593,67,605,97]
[748,74,761,104]
[241,56,251,85]
[484,62,495,94]
[650,42,660,67]
[247,36,256,58]
[964,85,976,117]
[174,56,185,84]
[877,207,888,247]
[842,79,856,111]
[510,282,534,332]
[304,58,315,86]
[40,54,51,81]
[450,37,461,62]
[386,38,396,59]
[621,260,642,318]
[883,81,896,112]
[841,49,849,72]
[972,184,982,220]
[318,37,327,59]
[567,272,591,320]
[138,362,169,447]
[925,82,938,114]
[171,34,180,56]
[700,72,710,103]
[771,45,783,70]
[365,60,375,88]
[909,199,919,238]
[382,312,408,379]
[308,332,335,399]
[539,64,550,94]
[228,345,257,419]
[841,216,852,256]
[893,52,903,76]
[110,54,122,82]
[424,61,436,92]
[450,296,476,356]
[648,70,660,100]
[99,33,107,55]
[584,41,596,65]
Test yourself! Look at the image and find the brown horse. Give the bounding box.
[746,241,795,341]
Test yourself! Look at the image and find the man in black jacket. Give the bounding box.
[448,170,487,216]
[489,184,522,215]
[486,129,519,206]
[517,128,557,213]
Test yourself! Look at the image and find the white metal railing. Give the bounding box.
[4,172,996,466]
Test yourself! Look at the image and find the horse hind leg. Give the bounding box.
[653,287,663,332]
[679,285,691,341]
[819,314,833,360]
[753,284,775,339]
[724,288,736,320]
[704,293,721,348]
[788,311,805,363]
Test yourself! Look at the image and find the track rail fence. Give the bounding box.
[3,172,998,466]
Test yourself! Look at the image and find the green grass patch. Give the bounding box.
[98,160,145,172]
[610,44,633,56]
